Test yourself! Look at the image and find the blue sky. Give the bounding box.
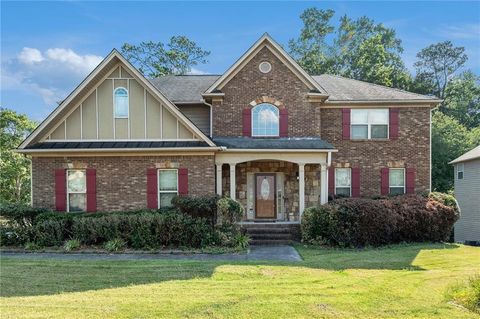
[1,1,479,120]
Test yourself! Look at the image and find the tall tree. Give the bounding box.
[442,71,480,130]
[414,41,468,100]
[121,36,210,77]
[0,108,36,204]
[288,8,336,75]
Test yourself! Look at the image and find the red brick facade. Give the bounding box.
[32,155,215,211]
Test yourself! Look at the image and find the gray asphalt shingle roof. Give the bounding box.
[212,137,334,150]
[25,141,211,149]
[150,74,437,103]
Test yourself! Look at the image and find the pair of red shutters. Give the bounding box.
[242,108,288,137]
[54,168,188,212]
[342,108,399,140]
[327,167,416,197]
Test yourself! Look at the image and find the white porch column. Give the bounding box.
[229,163,236,200]
[320,164,328,204]
[216,164,223,196]
[298,163,305,219]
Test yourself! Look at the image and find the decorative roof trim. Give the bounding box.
[204,33,328,95]
[323,99,442,107]
[19,50,216,149]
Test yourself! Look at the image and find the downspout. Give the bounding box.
[203,100,213,137]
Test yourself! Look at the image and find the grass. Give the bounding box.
[0,243,479,318]
[446,275,480,314]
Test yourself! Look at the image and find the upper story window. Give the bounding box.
[114,87,129,118]
[457,163,464,180]
[252,103,279,137]
[351,109,388,139]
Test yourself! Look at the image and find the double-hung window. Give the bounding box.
[457,163,464,180]
[158,169,178,208]
[389,168,405,195]
[67,170,86,212]
[351,109,389,139]
[335,168,351,197]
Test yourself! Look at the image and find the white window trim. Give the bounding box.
[114,87,129,119]
[351,109,389,140]
[66,169,86,213]
[251,103,280,137]
[334,167,352,197]
[389,168,405,195]
[157,169,178,209]
[457,163,464,180]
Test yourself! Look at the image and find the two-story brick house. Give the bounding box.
[18,34,441,222]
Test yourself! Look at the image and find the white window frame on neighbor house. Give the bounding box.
[389,168,405,195]
[66,169,86,212]
[335,168,351,197]
[114,87,129,118]
[351,109,389,140]
[457,163,464,180]
[157,169,178,209]
[251,103,280,137]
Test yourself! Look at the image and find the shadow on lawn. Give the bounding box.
[0,243,461,298]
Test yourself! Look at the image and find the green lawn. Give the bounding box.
[1,243,479,318]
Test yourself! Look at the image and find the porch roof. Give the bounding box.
[212,137,335,150]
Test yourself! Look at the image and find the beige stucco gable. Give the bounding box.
[19,50,215,149]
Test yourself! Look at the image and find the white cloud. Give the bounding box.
[437,23,480,40]
[187,67,209,75]
[17,47,44,64]
[2,47,102,105]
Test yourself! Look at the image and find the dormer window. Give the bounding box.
[252,103,279,137]
[114,87,129,118]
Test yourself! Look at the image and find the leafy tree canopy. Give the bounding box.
[121,36,210,78]
[0,108,36,204]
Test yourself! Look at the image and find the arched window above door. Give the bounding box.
[252,103,279,137]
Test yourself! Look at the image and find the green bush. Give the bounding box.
[0,203,51,227]
[302,194,459,247]
[217,197,244,224]
[33,219,70,247]
[104,238,126,252]
[63,239,81,251]
[172,195,219,224]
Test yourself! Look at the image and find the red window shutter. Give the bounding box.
[86,169,97,212]
[342,109,351,140]
[328,167,335,196]
[146,168,158,209]
[178,168,188,196]
[242,108,252,137]
[381,168,390,195]
[54,169,66,212]
[389,108,399,140]
[406,168,416,194]
[279,108,288,137]
[351,168,360,197]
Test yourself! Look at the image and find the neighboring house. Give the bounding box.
[450,145,480,244]
[17,34,441,223]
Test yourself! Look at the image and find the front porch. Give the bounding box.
[215,150,332,222]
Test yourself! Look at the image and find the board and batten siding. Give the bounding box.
[178,104,211,136]
[454,159,480,243]
[45,64,198,141]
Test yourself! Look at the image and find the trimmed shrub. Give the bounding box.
[217,197,244,225]
[0,203,51,227]
[33,219,70,247]
[302,194,459,247]
[172,195,219,224]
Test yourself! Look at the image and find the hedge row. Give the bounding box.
[0,196,245,249]
[302,193,459,247]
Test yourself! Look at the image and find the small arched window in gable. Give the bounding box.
[114,87,129,118]
[252,103,279,137]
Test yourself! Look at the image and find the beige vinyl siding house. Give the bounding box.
[450,145,480,244]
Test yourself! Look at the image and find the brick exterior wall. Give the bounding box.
[32,155,215,211]
[321,107,431,196]
[212,46,321,137]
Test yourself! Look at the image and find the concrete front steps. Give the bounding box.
[241,223,301,246]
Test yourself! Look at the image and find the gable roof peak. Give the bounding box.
[204,33,328,96]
